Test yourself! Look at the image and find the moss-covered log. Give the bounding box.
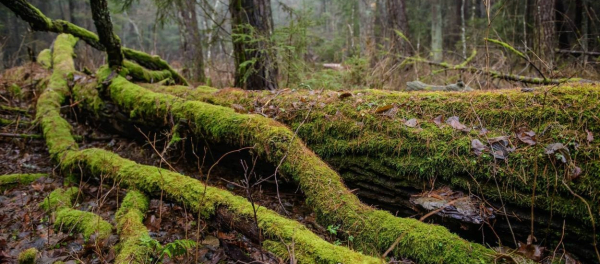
[115,190,150,264]
[36,49,51,69]
[149,84,600,260]
[84,67,503,263]
[37,34,384,263]
[0,0,188,85]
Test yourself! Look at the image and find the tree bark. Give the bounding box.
[89,0,123,68]
[431,0,443,62]
[174,0,206,83]
[535,0,556,71]
[386,0,410,55]
[230,0,278,90]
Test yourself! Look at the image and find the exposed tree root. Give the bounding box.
[37,34,383,264]
[115,190,150,264]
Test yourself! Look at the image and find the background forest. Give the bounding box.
[2,0,599,90]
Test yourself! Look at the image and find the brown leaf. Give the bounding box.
[339,92,352,99]
[404,118,418,128]
[374,104,394,114]
[517,128,537,146]
[586,130,594,143]
[517,242,546,262]
[570,166,582,180]
[446,116,468,131]
[478,128,489,136]
[433,115,444,126]
[232,104,247,114]
[471,139,488,156]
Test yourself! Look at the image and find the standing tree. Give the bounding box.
[230,0,278,90]
[431,0,443,62]
[535,0,556,71]
[174,0,206,83]
[386,0,410,55]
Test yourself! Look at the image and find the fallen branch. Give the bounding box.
[404,56,593,84]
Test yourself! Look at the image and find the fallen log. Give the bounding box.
[148,83,600,261]
[37,34,384,264]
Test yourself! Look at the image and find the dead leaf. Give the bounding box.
[446,116,468,131]
[516,242,546,261]
[545,143,570,163]
[232,104,247,114]
[517,128,537,146]
[586,130,594,143]
[570,166,582,180]
[489,136,512,160]
[339,92,352,99]
[374,104,394,114]
[404,118,418,128]
[433,115,444,126]
[471,139,488,156]
[478,128,489,136]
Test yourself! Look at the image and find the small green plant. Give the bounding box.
[139,234,197,263]
[327,224,340,235]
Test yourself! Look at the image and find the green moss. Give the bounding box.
[39,187,79,211]
[55,208,113,240]
[115,190,150,264]
[17,248,37,264]
[0,173,46,190]
[122,48,189,86]
[122,60,173,84]
[37,49,52,69]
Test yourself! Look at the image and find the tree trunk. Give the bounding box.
[174,0,206,83]
[386,0,410,55]
[431,0,443,62]
[89,0,123,67]
[535,0,556,71]
[229,0,278,90]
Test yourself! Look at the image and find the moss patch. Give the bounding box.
[0,173,46,190]
[39,187,78,211]
[17,248,37,264]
